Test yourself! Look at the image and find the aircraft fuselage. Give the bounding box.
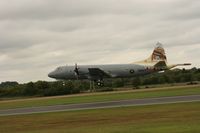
[48,64,157,80]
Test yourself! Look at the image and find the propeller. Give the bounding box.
[74,63,79,79]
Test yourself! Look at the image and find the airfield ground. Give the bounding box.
[0,85,200,110]
[0,85,200,133]
[0,101,200,133]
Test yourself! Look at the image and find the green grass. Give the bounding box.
[0,85,200,110]
[0,101,200,133]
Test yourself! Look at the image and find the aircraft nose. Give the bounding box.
[48,71,55,78]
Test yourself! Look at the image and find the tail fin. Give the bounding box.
[135,42,167,65]
[151,43,167,62]
[134,42,191,69]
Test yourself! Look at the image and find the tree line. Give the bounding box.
[0,68,200,98]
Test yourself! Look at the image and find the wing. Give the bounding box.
[88,68,111,79]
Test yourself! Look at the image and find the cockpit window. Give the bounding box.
[56,67,61,71]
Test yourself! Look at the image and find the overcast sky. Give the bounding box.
[0,0,199,83]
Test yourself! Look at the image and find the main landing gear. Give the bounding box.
[89,79,104,92]
[96,80,104,87]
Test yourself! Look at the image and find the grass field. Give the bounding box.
[0,85,200,110]
[0,101,200,133]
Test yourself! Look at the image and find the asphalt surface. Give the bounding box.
[0,95,200,116]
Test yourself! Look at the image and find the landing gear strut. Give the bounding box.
[89,80,95,92]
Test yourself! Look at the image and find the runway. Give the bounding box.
[1,95,200,116]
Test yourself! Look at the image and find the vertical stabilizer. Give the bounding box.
[151,42,167,62]
[135,42,167,66]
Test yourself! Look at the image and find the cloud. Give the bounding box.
[0,0,199,83]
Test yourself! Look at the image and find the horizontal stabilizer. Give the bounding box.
[177,63,191,66]
[167,63,192,69]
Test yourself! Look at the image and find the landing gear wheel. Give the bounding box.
[97,80,104,87]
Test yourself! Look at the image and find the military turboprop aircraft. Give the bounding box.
[48,43,191,86]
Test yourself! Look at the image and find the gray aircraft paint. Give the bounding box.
[48,64,153,80]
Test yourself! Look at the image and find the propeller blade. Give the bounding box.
[74,63,79,79]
